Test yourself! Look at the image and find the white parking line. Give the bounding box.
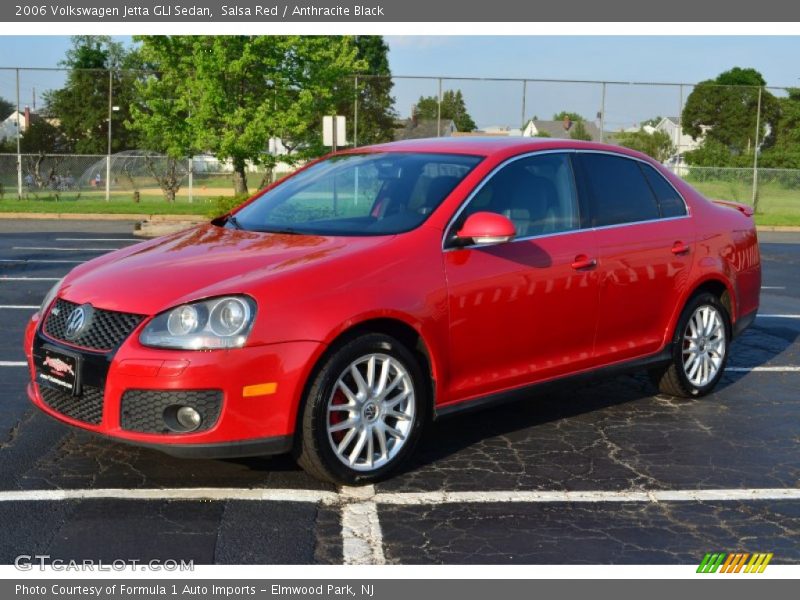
[0,487,338,504]
[55,238,139,242]
[0,259,83,264]
[761,286,786,290]
[8,484,797,566]
[0,361,26,367]
[0,277,60,281]
[758,314,800,319]
[726,366,800,372]
[372,488,800,505]
[0,305,37,309]
[340,485,386,565]
[12,247,120,252]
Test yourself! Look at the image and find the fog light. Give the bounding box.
[176,406,201,431]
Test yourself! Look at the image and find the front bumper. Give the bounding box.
[24,314,324,458]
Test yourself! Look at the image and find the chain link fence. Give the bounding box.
[1,67,798,221]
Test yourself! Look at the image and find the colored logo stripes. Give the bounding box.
[697,552,773,573]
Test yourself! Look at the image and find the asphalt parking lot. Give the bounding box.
[0,219,798,565]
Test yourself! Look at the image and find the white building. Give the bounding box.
[654,116,705,155]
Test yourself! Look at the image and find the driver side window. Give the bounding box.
[460,152,581,238]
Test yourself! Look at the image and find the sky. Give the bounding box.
[1,35,799,129]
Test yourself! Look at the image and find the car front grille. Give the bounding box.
[39,380,104,425]
[44,298,145,352]
[120,389,223,434]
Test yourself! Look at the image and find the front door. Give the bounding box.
[443,152,600,404]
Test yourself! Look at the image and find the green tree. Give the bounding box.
[130,36,364,196]
[641,116,663,128]
[616,129,675,162]
[416,89,477,132]
[569,121,592,141]
[340,36,396,146]
[760,88,800,169]
[681,67,779,165]
[553,111,585,122]
[43,36,142,154]
[0,97,13,121]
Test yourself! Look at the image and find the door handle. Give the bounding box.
[671,241,690,255]
[571,254,597,270]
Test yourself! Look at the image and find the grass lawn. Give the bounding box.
[0,194,217,216]
[688,180,800,226]
[1,180,798,226]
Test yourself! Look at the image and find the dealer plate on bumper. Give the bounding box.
[37,344,82,396]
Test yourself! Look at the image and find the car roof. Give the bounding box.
[349,136,651,162]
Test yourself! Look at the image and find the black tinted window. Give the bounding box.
[580,154,660,227]
[641,164,687,218]
[460,153,580,237]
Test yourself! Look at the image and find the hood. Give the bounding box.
[60,224,393,315]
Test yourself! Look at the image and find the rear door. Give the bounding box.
[576,152,694,363]
[443,152,600,403]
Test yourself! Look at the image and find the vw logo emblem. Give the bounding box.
[64,305,93,340]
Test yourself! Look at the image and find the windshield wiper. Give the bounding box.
[256,227,303,235]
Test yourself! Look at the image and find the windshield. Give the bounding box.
[229,152,482,236]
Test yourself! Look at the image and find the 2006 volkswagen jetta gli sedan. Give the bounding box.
[24,138,761,484]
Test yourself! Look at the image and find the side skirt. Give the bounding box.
[434,348,673,420]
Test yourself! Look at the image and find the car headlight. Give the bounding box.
[39,277,64,316]
[140,296,257,350]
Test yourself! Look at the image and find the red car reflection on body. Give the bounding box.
[24,138,760,483]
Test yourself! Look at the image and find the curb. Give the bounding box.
[755,226,800,232]
[0,212,207,222]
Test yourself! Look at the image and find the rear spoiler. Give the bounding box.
[711,199,755,218]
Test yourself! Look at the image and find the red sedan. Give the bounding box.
[24,138,761,483]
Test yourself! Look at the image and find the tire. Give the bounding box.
[295,333,427,485]
[650,292,731,398]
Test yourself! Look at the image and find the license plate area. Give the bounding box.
[37,344,82,396]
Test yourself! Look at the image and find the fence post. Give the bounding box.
[599,82,606,143]
[437,78,442,137]
[105,69,112,202]
[752,86,762,212]
[353,75,359,148]
[188,157,193,203]
[677,84,684,172]
[521,80,527,131]
[15,68,22,199]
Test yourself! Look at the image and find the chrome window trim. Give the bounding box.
[442,147,691,252]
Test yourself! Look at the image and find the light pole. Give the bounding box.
[105,69,120,202]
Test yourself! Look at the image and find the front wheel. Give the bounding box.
[650,292,731,398]
[296,333,427,484]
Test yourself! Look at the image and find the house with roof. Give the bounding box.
[654,116,705,155]
[393,115,457,141]
[522,116,603,142]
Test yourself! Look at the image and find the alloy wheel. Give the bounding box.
[326,353,416,472]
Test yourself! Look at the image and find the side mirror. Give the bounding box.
[455,211,516,247]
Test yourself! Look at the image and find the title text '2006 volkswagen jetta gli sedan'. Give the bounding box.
[24,138,760,483]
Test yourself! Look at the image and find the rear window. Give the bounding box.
[579,153,660,227]
[641,164,688,218]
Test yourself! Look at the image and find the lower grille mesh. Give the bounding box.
[120,389,222,434]
[39,381,104,425]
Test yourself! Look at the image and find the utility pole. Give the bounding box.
[106,69,113,202]
[16,68,22,199]
[752,86,762,212]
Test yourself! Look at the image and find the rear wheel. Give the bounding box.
[296,333,426,484]
[650,292,730,398]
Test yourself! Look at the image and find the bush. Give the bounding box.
[206,194,250,218]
